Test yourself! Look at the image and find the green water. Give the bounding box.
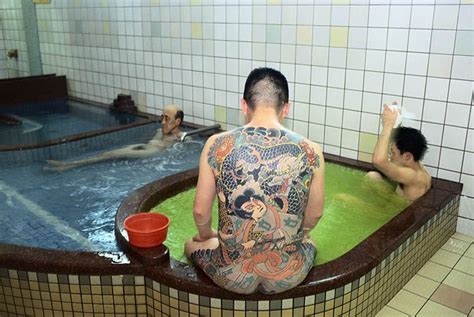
[151,162,409,266]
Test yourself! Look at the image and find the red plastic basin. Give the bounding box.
[124,212,170,248]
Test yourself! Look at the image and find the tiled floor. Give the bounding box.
[377,232,474,317]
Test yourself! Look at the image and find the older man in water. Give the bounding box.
[184,67,324,294]
[46,105,184,171]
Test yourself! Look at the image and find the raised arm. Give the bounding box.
[372,105,416,184]
[303,142,325,238]
[192,136,218,241]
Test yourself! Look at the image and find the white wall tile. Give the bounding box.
[331,5,350,27]
[404,75,426,98]
[466,129,474,153]
[328,68,345,89]
[461,174,474,197]
[282,5,297,25]
[425,77,449,101]
[410,5,434,29]
[423,144,440,166]
[442,126,467,150]
[296,45,312,65]
[389,5,411,28]
[361,112,380,134]
[325,126,342,146]
[408,30,431,53]
[365,50,385,71]
[456,217,474,237]
[314,5,331,26]
[406,52,429,76]
[311,46,329,66]
[347,49,366,70]
[341,129,359,150]
[313,26,330,46]
[445,103,471,128]
[438,169,460,182]
[349,5,369,27]
[310,86,326,106]
[439,147,464,171]
[433,5,459,30]
[346,69,364,91]
[369,5,389,28]
[458,4,473,31]
[387,28,409,51]
[427,54,452,78]
[385,51,406,74]
[294,102,310,121]
[422,100,446,124]
[367,28,387,50]
[343,109,361,130]
[295,83,310,103]
[463,152,474,175]
[383,73,404,96]
[311,66,328,86]
[328,48,347,68]
[448,80,472,104]
[281,25,296,44]
[326,87,344,108]
[294,120,309,138]
[309,123,324,143]
[267,6,282,24]
[344,90,363,111]
[348,27,367,49]
[451,56,473,81]
[431,30,456,54]
[362,92,382,114]
[364,72,383,94]
[326,107,343,127]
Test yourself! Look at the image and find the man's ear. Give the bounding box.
[176,117,182,126]
[241,98,248,115]
[403,152,413,161]
[281,102,290,118]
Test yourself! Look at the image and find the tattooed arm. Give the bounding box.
[303,142,325,238]
[192,135,218,241]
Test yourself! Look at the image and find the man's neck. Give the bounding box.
[247,106,283,128]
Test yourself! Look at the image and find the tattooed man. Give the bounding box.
[184,68,325,294]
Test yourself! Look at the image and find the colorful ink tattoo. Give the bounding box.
[192,127,320,294]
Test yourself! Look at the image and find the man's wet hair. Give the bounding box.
[175,110,184,125]
[243,67,289,112]
[393,127,428,161]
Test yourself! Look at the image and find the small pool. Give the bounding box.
[0,99,144,148]
[152,163,410,265]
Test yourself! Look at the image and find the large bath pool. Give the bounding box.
[152,163,409,265]
[0,120,205,251]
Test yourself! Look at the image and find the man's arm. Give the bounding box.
[372,105,415,184]
[192,136,218,241]
[303,143,324,238]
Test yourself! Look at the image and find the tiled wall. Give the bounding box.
[27,0,474,236]
[0,192,460,316]
[0,0,30,78]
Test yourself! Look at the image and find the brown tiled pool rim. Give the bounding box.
[114,153,463,300]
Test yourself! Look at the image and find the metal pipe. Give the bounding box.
[180,124,221,142]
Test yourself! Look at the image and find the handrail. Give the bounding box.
[180,124,221,142]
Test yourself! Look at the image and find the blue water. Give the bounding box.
[0,124,205,252]
[0,100,140,146]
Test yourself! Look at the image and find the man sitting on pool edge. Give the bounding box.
[184,67,324,294]
[368,103,431,201]
[45,104,184,172]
